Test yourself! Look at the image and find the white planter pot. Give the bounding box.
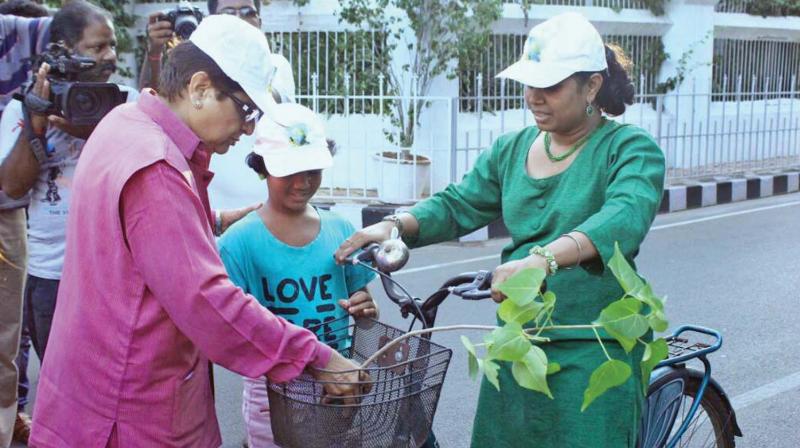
[372,151,432,204]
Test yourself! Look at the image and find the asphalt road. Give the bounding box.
[15,192,800,447]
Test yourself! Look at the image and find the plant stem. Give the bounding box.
[359,323,604,369]
[593,327,612,361]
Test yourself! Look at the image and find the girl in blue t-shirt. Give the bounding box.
[218,103,376,448]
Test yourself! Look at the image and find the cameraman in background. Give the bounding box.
[139,0,262,90]
[0,1,51,444]
[0,0,137,397]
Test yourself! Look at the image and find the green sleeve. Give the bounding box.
[575,128,665,269]
[407,138,503,248]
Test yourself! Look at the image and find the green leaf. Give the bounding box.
[487,323,531,362]
[632,283,664,312]
[461,336,480,380]
[547,362,561,375]
[640,339,669,394]
[498,298,543,325]
[608,243,644,293]
[483,359,501,391]
[595,298,649,353]
[581,359,632,412]
[497,268,546,307]
[647,310,669,333]
[511,345,553,398]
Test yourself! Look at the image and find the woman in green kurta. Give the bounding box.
[336,12,665,447]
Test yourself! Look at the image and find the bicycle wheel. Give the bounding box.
[642,368,736,448]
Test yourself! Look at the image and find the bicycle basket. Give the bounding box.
[267,317,452,448]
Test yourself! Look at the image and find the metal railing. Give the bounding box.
[296,73,799,202]
[508,0,650,9]
[458,75,800,184]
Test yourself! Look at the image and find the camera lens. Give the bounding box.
[65,84,125,126]
[174,15,199,40]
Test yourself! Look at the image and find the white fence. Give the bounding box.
[120,1,800,204]
[281,73,800,203]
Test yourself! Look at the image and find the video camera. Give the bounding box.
[159,3,205,40]
[22,43,127,126]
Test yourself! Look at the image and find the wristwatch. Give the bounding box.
[381,214,405,236]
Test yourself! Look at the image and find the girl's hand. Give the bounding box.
[339,290,378,319]
[490,255,549,303]
[334,221,394,264]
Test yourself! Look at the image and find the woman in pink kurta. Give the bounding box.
[29,16,363,447]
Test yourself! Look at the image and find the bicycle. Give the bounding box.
[267,240,743,448]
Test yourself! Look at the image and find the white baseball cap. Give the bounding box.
[252,103,333,177]
[269,53,296,104]
[497,12,607,88]
[190,14,276,116]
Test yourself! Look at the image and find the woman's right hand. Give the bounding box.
[334,221,395,264]
[310,350,371,405]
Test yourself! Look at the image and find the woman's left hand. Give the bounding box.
[490,255,549,303]
[339,290,379,319]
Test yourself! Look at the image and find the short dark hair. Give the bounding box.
[0,0,50,17]
[207,0,261,15]
[158,41,244,102]
[245,140,337,178]
[50,0,112,47]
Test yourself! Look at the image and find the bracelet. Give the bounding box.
[529,245,558,276]
[560,233,583,270]
[381,214,404,237]
[214,210,223,236]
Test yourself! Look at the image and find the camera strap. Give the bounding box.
[19,92,51,164]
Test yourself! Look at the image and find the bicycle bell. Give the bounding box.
[374,238,410,273]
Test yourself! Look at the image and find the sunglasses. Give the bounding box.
[220,90,263,124]
[218,6,259,19]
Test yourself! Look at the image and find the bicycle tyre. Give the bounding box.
[643,368,736,448]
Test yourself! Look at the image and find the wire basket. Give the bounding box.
[267,317,452,448]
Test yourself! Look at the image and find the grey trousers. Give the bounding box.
[0,208,26,445]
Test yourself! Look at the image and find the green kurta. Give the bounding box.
[407,120,665,447]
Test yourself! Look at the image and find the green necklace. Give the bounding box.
[544,119,605,162]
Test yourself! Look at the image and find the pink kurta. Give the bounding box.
[29,90,333,447]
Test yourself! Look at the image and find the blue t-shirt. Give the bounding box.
[218,209,375,349]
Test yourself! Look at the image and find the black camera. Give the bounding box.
[24,44,127,126]
[160,4,205,40]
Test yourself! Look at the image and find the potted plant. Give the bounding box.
[338,0,502,203]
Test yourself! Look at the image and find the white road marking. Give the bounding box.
[651,200,800,231]
[731,370,800,411]
[393,198,800,275]
[394,255,499,276]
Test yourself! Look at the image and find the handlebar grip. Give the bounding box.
[461,289,492,301]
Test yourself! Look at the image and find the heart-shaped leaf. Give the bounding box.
[487,323,531,362]
[595,298,649,352]
[608,243,644,293]
[582,359,632,411]
[483,359,501,391]
[498,297,543,325]
[640,338,669,393]
[497,268,546,307]
[461,336,480,380]
[511,345,553,398]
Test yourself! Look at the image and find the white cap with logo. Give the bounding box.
[252,103,333,177]
[497,12,607,88]
[190,14,276,116]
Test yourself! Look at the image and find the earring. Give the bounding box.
[585,104,595,116]
[193,100,203,110]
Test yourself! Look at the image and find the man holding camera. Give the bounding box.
[0,0,136,384]
[140,0,263,91]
